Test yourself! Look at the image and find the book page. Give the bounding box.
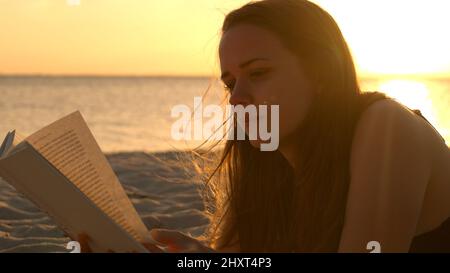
[0,143,149,253]
[23,111,152,243]
[0,130,25,158]
[0,131,13,157]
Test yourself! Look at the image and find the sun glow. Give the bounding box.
[377,79,449,141]
[313,0,450,77]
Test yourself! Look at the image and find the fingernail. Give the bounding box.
[150,229,159,238]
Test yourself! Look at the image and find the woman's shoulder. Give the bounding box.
[340,97,435,252]
[364,99,450,249]
[357,97,419,124]
[350,97,439,195]
[351,97,433,163]
[354,97,446,161]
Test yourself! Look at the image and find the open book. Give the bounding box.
[0,111,157,253]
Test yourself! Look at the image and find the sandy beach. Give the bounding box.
[0,151,211,253]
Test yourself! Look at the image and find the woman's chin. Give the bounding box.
[248,138,273,150]
[249,139,261,149]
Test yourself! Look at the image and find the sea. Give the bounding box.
[0,76,448,152]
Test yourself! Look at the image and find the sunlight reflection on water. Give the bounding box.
[0,76,448,151]
[361,78,449,146]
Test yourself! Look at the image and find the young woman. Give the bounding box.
[147,0,450,253]
[80,0,450,253]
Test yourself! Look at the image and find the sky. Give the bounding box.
[1,0,450,77]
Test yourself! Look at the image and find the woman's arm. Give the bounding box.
[211,231,240,252]
[149,229,216,253]
[338,100,432,253]
[215,243,241,253]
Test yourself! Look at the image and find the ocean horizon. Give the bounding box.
[0,75,449,152]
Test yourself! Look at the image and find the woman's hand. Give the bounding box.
[149,228,215,253]
[73,232,165,253]
[75,233,92,253]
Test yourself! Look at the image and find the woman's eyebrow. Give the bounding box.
[221,57,270,81]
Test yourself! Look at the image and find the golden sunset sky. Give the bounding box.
[1,0,450,77]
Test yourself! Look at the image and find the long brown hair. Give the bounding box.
[201,0,388,252]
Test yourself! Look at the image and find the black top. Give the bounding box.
[410,217,450,253]
[408,109,450,253]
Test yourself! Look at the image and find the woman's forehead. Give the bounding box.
[219,25,284,68]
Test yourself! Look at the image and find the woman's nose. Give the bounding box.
[228,81,251,106]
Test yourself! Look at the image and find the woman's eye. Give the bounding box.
[224,82,235,92]
[222,69,269,92]
[249,68,270,78]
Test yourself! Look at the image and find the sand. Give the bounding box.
[0,151,211,253]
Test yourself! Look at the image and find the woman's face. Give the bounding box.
[219,24,315,151]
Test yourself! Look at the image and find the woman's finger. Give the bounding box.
[150,229,192,246]
[142,242,165,253]
[150,229,215,253]
[77,233,92,253]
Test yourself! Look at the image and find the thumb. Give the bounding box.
[150,229,192,246]
[77,233,92,253]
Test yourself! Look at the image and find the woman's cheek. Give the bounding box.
[277,98,303,140]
